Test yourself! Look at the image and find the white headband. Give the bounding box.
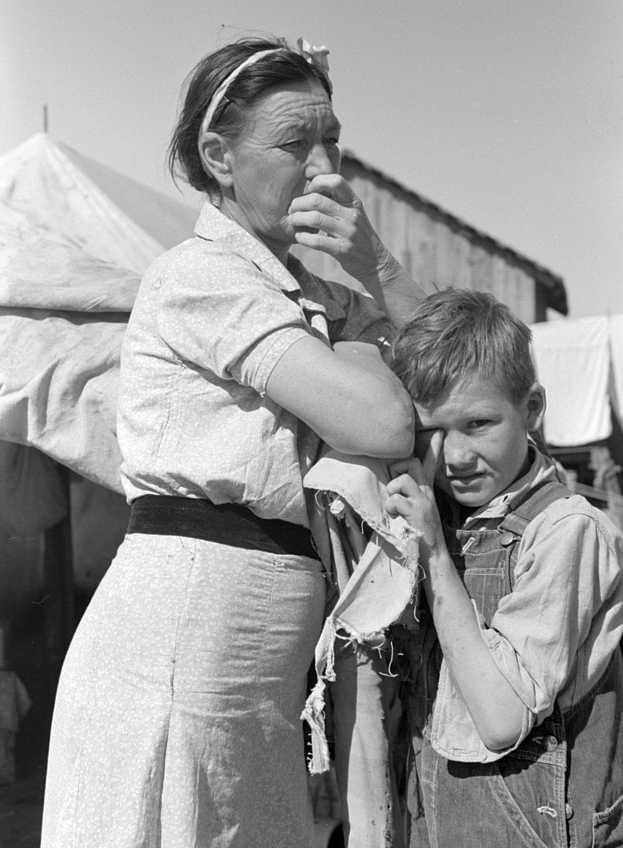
[199,48,283,135]
[199,39,330,136]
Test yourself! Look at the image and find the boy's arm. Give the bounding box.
[418,543,528,751]
[385,454,528,752]
[486,502,623,718]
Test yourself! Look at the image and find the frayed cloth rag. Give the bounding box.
[301,450,422,773]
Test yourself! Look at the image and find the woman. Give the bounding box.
[41,37,418,848]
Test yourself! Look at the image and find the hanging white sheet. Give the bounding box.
[530,315,611,446]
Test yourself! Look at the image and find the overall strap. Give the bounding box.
[499,480,571,537]
[498,480,571,591]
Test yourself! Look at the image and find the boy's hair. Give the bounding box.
[391,288,536,404]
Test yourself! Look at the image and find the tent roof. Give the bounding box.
[60,140,198,250]
[0,133,197,275]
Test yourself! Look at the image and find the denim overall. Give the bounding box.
[415,480,623,848]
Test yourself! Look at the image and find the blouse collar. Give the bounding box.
[194,201,302,294]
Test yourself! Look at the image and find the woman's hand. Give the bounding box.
[287,175,425,324]
[287,174,385,278]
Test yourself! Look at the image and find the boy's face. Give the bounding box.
[413,373,545,509]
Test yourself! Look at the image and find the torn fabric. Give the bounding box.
[301,450,422,773]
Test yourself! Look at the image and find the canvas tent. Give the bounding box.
[0,134,214,786]
[0,132,197,268]
[0,133,200,496]
[0,132,197,768]
[0,133,206,634]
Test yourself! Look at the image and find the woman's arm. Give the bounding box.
[287,174,425,326]
[384,452,527,751]
[266,336,414,458]
[157,249,414,459]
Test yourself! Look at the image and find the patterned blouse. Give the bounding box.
[117,201,392,527]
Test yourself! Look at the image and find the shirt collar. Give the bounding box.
[462,444,564,526]
[193,201,302,294]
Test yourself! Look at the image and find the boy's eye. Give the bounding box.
[467,419,491,430]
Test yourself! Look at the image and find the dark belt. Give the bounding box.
[127,495,318,560]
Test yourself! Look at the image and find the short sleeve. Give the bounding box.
[156,246,312,393]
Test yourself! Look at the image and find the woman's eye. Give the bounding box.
[467,419,490,430]
[281,139,305,151]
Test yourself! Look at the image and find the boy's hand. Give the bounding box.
[384,431,447,557]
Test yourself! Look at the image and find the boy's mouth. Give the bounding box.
[447,472,485,485]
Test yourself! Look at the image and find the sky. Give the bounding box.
[2,0,622,318]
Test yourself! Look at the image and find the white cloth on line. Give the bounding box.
[530,315,611,446]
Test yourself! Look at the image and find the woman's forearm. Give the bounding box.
[266,336,414,458]
[356,250,426,328]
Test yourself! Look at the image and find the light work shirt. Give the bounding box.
[117,201,391,526]
[429,450,623,762]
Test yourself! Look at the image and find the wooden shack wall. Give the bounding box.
[294,161,539,324]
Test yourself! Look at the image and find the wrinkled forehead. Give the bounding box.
[242,80,340,135]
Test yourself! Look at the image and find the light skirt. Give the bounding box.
[41,532,326,848]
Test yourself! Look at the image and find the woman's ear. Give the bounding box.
[197,130,234,190]
[525,382,546,432]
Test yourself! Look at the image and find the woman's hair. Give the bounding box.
[391,288,536,404]
[168,37,332,193]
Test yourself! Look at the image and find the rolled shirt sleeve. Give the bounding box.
[430,499,623,762]
[486,503,623,719]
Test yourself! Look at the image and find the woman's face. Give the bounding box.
[224,79,341,255]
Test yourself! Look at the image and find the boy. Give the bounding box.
[385,289,623,847]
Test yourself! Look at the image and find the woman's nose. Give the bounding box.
[306,142,339,177]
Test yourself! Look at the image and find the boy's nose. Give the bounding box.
[443,432,477,469]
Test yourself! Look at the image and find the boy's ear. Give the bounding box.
[197,130,234,190]
[525,382,546,432]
